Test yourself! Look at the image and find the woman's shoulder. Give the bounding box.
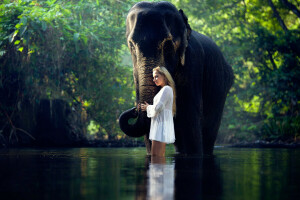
[163,85,172,91]
[161,85,173,95]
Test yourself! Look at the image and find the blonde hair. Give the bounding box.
[153,66,176,116]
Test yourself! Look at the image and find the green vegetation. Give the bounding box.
[0,0,139,144]
[0,0,299,145]
[173,0,300,143]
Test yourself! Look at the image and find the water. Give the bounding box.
[0,147,299,200]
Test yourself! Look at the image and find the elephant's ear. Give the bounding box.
[179,9,191,66]
[179,9,191,41]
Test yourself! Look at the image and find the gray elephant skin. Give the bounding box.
[119,1,234,155]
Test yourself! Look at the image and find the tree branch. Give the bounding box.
[268,0,289,34]
[0,104,35,141]
[15,128,36,140]
[280,0,300,19]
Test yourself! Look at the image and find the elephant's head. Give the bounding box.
[119,2,191,137]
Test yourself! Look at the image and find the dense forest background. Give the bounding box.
[0,0,299,147]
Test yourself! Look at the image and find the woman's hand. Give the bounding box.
[140,102,149,111]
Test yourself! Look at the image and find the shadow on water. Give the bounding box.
[136,154,222,200]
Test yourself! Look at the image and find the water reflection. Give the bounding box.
[147,156,174,199]
[0,148,299,200]
[175,156,222,199]
[137,155,222,200]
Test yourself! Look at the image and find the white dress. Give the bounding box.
[146,85,175,144]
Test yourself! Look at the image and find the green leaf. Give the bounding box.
[9,30,19,43]
[15,23,22,29]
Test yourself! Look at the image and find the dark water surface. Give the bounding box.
[0,147,299,200]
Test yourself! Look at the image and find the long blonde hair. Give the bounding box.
[153,66,176,116]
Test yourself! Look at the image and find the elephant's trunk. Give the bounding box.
[119,107,150,137]
[119,62,159,137]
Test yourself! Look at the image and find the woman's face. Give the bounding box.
[153,70,166,87]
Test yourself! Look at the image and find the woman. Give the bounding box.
[140,66,176,157]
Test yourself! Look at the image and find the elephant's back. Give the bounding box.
[190,30,233,88]
[190,31,226,65]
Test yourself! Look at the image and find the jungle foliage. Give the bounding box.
[172,0,300,143]
[0,0,299,145]
[0,0,137,144]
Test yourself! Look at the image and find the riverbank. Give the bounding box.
[2,137,300,149]
[228,140,300,148]
[86,139,300,149]
[84,139,145,148]
[0,138,146,148]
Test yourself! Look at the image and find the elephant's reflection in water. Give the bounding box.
[136,155,222,200]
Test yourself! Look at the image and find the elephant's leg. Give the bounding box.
[174,117,203,155]
[202,92,227,155]
[202,54,233,155]
[144,134,152,155]
[174,92,203,155]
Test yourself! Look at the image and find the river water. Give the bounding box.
[0,146,299,200]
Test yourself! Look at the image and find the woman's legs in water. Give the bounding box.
[151,140,166,156]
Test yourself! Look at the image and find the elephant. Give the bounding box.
[119,1,234,155]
